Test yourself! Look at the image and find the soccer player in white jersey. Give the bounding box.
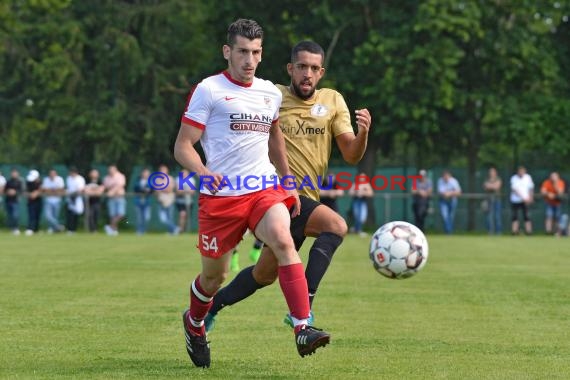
[174,19,330,368]
[204,41,372,332]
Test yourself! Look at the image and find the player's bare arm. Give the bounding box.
[268,121,301,217]
[335,108,372,165]
[174,123,223,193]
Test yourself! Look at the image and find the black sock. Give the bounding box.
[305,232,343,307]
[209,265,265,315]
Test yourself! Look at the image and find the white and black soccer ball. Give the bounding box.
[369,221,429,279]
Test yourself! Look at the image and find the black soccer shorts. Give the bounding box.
[290,195,321,251]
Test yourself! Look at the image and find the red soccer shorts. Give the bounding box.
[197,186,295,258]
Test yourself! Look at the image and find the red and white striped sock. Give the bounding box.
[186,275,214,335]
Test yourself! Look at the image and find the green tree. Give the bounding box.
[2,0,569,215]
[348,0,569,228]
[0,0,216,173]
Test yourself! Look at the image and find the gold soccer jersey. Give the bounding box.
[277,84,354,200]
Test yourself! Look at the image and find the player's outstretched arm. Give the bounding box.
[335,108,372,165]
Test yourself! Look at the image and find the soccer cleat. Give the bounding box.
[182,310,211,368]
[249,247,261,263]
[283,311,314,328]
[230,252,240,272]
[204,312,216,333]
[295,325,330,357]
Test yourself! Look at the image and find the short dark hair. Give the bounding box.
[291,41,325,64]
[227,19,263,46]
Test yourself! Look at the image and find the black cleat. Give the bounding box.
[182,309,211,368]
[295,325,331,357]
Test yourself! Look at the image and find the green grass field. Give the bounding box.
[1,232,569,379]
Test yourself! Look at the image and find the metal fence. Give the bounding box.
[0,193,198,234]
[336,192,568,234]
[1,192,567,234]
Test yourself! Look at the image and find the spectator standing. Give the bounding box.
[510,166,534,235]
[483,166,503,234]
[65,167,86,234]
[349,173,374,236]
[133,168,153,235]
[155,164,179,235]
[42,168,65,233]
[0,171,4,223]
[25,170,42,236]
[4,168,22,235]
[0,171,5,196]
[437,170,462,234]
[540,171,565,234]
[411,169,433,232]
[84,169,105,232]
[103,164,126,236]
[175,169,196,233]
[0,172,4,226]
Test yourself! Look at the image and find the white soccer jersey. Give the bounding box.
[182,71,282,196]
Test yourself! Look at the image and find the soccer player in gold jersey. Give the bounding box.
[205,40,372,330]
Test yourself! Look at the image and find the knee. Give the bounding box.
[328,215,348,237]
[200,271,228,295]
[252,266,277,286]
[272,237,295,257]
[267,228,295,253]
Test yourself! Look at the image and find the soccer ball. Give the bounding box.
[369,221,429,279]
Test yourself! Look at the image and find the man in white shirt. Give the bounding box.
[41,168,65,233]
[437,170,462,234]
[65,167,86,233]
[510,166,534,235]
